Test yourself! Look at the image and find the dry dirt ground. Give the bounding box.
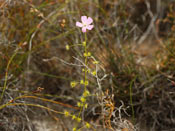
[31,116,149,131]
[31,116,108,131]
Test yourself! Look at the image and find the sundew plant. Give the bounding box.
[66,16,98,131]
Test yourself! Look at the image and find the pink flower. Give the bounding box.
[76,16,94,33]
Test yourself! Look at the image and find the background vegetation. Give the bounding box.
[0,0,175,131]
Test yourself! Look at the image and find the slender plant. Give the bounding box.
[65,15,97,131]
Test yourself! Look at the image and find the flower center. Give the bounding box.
[83,23,87,27]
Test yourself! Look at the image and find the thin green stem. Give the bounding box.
[84,32,87,91]
[78,33,87,119]
[0,49,19,104]
[129,76,137,123]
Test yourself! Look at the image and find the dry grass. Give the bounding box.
[0,0,175,131]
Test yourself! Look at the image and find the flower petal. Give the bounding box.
[81,16,88,24]
[76,22,83,27]
[86,25,94,30]
[87,17,93,24]
[82,27,87,33]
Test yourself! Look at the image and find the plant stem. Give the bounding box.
[129,76,137,123]
[0,49,19,104]
[78,33,87,119]
[84,32,87,91]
